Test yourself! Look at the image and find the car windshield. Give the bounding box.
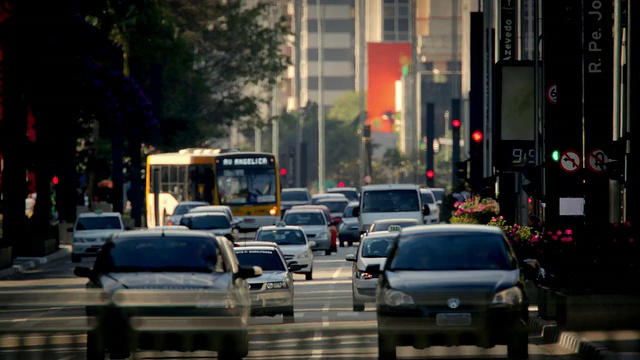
[329,190,358,201]
[281,191,309,202]
[362,190,420,212]
[317,200,348,214]
[389,233,515,271]
[75,216,121,230]
[257,230,306,245]
[361,237,394,258]
[283,212,326,226]
[180,215,230,230]
[371,221,418,232]
[174,203,206,215]
[421,192,435,204]
[98,236,218,273]
[431,189,445,202]
[343,205,357,218]
[234,249,286,271]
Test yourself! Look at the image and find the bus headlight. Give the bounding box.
[269,207,277,216]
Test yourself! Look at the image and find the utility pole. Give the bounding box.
[294,0,303,187]
[357,0,366,189]
[317,0,325,193]
[254,127,262,152]
[271,85,279,157]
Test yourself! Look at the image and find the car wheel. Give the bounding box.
[507,322,529,359]
[282,308,295,323]
[86,331,106,360]
[72,254,81,263]
[352,299,365,312]
[218,332,249,360]
[378,331,396,360]
[324,249,331,255]
[305,271,313,280]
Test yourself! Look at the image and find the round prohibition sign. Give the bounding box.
[587,149,608,174]
[547,84,557,104]
[560,150,581,173]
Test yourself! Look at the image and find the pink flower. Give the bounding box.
[547,231,553,235]
[565,229,572,235]
[624,221,631,226]
[630,238,635,243]
[529,236,539,243]
[551,236,558,241]
[491,217,497,222]
[561,237,573,243]
[499,216,504,220]
[614,222,619,227]
[556,230,562,236]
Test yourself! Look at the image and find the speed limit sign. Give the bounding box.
[547,84,557,104]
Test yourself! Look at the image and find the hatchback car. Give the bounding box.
[255,223,315,280]
[188,205,243,227]
[167,201,208,226]
[280,187,312,212]
[74,230,261,360]
[233,244,301,323]
[71,211,126,263]
[289,204,339,253]
[345,231,397,311]
[369,225,529,360]
[282,208,333,255]
[179,212,237,241]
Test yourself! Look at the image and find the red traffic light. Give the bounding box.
[471,131,483,143]
[426,170,435,179]
[280,168,287,176]
[451,119,461,128]
[52,176,59,185]
[338,181,345,188]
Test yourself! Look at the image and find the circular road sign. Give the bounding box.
[560,150,581,173]
[547,84,557,104]
[364,175,373,184]
[587,148,608,174]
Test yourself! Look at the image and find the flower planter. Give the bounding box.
[557,294,640,331]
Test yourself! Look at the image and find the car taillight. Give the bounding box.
[167,221,173,226]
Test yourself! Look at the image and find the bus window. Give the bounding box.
[188,164,214,203]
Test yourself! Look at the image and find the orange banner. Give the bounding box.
[366,42,411,133]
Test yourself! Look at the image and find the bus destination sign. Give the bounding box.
[222,157,270,166]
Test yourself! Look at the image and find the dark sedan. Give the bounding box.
[369,225,529,360]
[74,230,261,360]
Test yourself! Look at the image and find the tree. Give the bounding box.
[327,91,363,124]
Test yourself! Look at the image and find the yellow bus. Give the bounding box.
[145,148,281,231]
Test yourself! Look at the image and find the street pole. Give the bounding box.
[317,0,325,193]
[271,84,279,157]
[254,127,262,152]
[294,0,303,187]
[483,0,494,179]
[357,0,366,190]
[611,0,622,222]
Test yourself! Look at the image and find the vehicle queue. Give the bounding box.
[70,183,530,360]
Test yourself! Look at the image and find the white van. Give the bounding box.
[353,184,429,233]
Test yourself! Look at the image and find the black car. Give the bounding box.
[74,230,261,360]
[368,225,529,360]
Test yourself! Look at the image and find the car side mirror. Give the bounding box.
[422,205,431,216]
[74,266,93,278]
[436,200,442,206]
[308,240,317,248]
[352,207,360,217]
[345,254,356,262]
[365,264,382,274]
[238,265,262,279]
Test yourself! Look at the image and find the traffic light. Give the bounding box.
[279,168,287,186]
[280,168,287,176]
[426,169,435,187]
[455,160,468,180]
[451,118,461,176]
[602,136,627,181]
[550,150,560,162]
[337,181,345,188]
[451,119,461,129]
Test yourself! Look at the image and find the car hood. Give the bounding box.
[99,272,231,292]
[297,225,329,235]
[385,270,519,293]
[278,244,309,256]
[247,271,288,284]
[74,229,122,238]
[281,201,309,208]
[357,257,387,271]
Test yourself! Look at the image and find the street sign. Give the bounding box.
[586,148,608,173]
[363,175,372,184]
[546,84,557,104]
[560,150,581,173]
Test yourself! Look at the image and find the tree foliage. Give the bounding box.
[327,91,363,124]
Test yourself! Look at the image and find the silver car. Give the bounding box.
[282,209,332,255]
[346,231,397,311]
[179,212,237,241]
[233,244,301,323]
[255,223,316,280]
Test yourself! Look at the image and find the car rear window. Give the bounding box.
[389,233,514,271]
[75,216,122,230]
[180,215,231,230]
[174,204,206,215]
[282,191,309,202]
[234,249,286,271]
[257,230,306,245]
[317,200,348,214]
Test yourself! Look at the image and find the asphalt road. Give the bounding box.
[0,242,581,360]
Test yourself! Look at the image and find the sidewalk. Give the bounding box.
[528,311,640,359]
[0,245,71,280]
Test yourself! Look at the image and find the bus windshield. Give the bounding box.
[217,163,277,205]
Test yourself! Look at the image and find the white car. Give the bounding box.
[420,188,440,224]
[281,209,332,255]
[254,223,316,280]
[179,212,237,240]
[71,211,126,262]
[345,231,398,311]
[188,205,243,227]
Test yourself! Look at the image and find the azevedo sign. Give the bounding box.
[499,0,517,61]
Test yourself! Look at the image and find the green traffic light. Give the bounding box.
[551,150,560,162]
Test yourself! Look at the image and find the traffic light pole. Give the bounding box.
[425,102,435,187]
[451,98,461,185]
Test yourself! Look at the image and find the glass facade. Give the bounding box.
[383,0,410,42]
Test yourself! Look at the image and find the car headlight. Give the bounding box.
[355,269,373,280]
[492,286,523,306]
[316,232,330,240]
[266,281,289,290]
[294,251,309,260]
[383,289,414,306]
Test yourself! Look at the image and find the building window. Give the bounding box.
[384,4,395,17]
[397,18,409,32]
[384,19,395,32]
[398,4,409,16]
[382,0,411,43]
[384,32,396,41]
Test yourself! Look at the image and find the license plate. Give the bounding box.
[436,313,471,326]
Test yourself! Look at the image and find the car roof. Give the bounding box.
[327,187,358,192]
[312,193,347,198]
[147,225,189,230]
[77,212,121,218]
[362,230,399,240]
[315,197,349,203]
[234,244,279,251]
[419,188,435,193]
[176,201,209,206]
[373,218,420,224]
[259,225,304,231]
[112,229,216,242]
[282,187,309,192]
[362,184,419,191]
[181,212,229,218]
[284,207,325,214]
[398,224,505,236]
